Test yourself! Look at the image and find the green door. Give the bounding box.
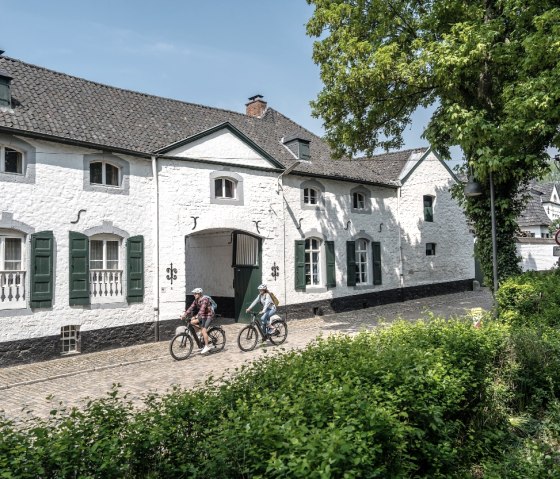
[233,231,262,322]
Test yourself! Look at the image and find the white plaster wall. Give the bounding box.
[398,153,475,285]
[0,137,154,342]
[156,159,284,321]
[168,129,271,168]
[517,240,558,271]
[280,175,402,305]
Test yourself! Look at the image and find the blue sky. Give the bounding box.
[1,0,440,159]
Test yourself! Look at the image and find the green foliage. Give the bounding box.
[306,0,560,285]
[497,269,560,328]
[2,298,560,477]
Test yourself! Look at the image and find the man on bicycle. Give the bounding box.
[182,287,215,354]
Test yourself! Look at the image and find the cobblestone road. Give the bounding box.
[0,289,493,422]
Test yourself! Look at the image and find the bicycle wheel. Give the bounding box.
[169,333,194,360]
[208,327,226,353]
[269,320,288,346]
[237,325,259,352]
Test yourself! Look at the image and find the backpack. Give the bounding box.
[203,295,217,313]
[269,291,280,307]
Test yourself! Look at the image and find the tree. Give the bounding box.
[307,0,560,288]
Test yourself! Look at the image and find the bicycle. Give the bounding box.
[169,315,226,360]
[237,311,288,352]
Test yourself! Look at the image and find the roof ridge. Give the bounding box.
[2,55,257,121]
[351,147,428,161]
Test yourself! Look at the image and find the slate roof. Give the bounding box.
[0,56,422,187]
[518,188,553,227]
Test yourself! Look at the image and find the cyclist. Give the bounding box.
[182,287,215,354]
[246,284,277,335]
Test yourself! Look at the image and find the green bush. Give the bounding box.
[1,316,559,478]
[497,270,560,328]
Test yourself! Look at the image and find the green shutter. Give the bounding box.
[30,231,54,308]
[326,240,336,288]
[372,241,382,285]
[127,235,144,303]
[346,241,356,287]
[69,231,90,305]
[295,240,306,290]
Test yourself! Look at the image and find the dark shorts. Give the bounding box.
[197,316,213,329]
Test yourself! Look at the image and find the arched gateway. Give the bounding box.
[185,228,262,321]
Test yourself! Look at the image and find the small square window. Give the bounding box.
[353,192,365,210]
[61,325,80,354]
[1,146,24,175]
[426,243,436,256]
[215,178,236,198]
[89,161,121,187]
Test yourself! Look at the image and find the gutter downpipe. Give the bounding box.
[152,156,160,341]
[276,161,301,318]
[397,185,404,289]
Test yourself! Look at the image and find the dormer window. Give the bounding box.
[0,146,23,174]
[284,135,311,161]
[90,161,120,187]
[0,70,12,108]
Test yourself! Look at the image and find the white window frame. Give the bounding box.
[89,161,122,187]
[355,238,369,285]
[0,230,25,271]
[0,145,24,175]
[214,177,236,199]
[304,187,318,205]
[61,325,80,354]
[89,234,124,303]
[305,237,322,286]
[353,192,366,210]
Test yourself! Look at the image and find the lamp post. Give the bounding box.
[465,171,499,293]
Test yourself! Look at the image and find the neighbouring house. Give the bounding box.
[516,182,560,271]
[0,55,475,365]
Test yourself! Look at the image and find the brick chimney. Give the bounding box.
[246,94,267,118]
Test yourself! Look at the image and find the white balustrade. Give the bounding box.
[0,270,26,309]
[90,270,123,301]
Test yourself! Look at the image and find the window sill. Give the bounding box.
[353,284,376,291]
[305,286,327,293]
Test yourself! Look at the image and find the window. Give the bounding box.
[353,192,366,210]
[89,161,120,186]
[215,178,236,199]
[0,232,26,309]
[424,195,434,222]
[61,325,80,354]
[304,187,318,205]
[89,236,123,301]
[71,230,143,305]
[0,146,23,174]
[426,243,436,256]
[355,239,369,284]
[305,238,321,286]
[90,239,120,270]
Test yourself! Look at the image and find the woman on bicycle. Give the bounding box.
[182,287,215,354]
[246,284,276,334]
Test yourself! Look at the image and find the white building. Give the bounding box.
[516,182,560,271]
[0,56,474,365]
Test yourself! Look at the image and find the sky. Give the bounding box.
[1,0,444,161]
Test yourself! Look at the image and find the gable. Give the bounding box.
[161,124,281,169]
[399,149,458,184]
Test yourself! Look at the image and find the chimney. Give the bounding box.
[246,94,267,118]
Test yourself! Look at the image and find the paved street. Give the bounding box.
[0,289,493,422]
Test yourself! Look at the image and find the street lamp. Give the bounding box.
[465,171,499,293]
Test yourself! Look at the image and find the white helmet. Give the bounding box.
[257,284,267,290]
[191,287,203,294]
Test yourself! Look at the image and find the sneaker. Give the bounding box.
[200,345,211,355]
